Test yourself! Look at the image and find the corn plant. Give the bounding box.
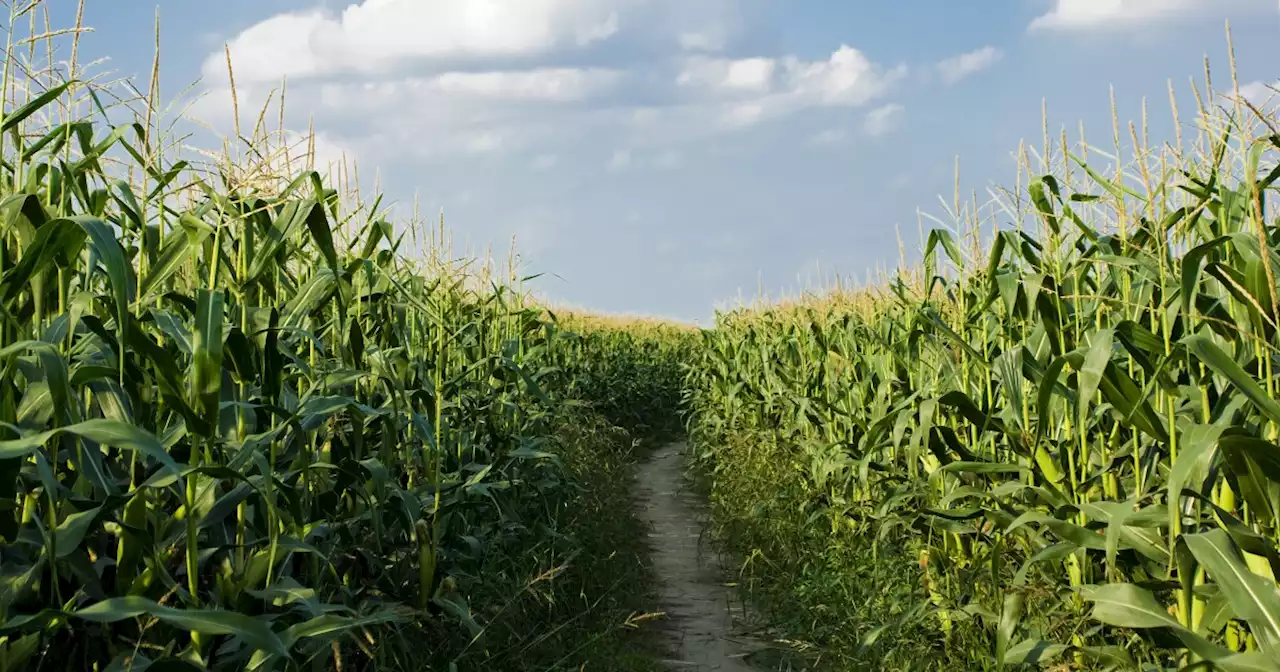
[687,51,1280,670]
[552,312,697,439]
[0,6,657,670]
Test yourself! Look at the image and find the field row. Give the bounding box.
[682,87,1280,670]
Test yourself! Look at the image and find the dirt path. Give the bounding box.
[634,442,763,671]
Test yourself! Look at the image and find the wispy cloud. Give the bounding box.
[1026,0,1264,31]
[862,103,905,137]
[808,128,849,146]
[936,46,1002,85]
[679,29,728,52]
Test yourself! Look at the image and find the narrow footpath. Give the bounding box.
[634,442,764,671]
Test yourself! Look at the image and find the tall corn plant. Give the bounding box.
[551,312,697,439]
[0,6,589,670]
[687,50,1280,669]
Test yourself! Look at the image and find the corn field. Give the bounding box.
[686,64,1280,669]
[555,314,697,439]
[8,3,1280,671]
[0,6,678,670]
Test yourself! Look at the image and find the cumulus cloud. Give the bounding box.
[194,1,908,168]
[677,45,906,128]
[785,46,906,106]
[209,0,628,83]
[862,104,905,137]
[189,64,622,166]
[678,57,776,93]
[936,46,1002,85]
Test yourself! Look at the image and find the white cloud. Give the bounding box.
[1239,80,1280,109]
[426,68,621,101]
[679,29,727,52]
[862,104,904,137]
[787,46,906,106]
[209,0,628,83]
[603,148,683,170]
[680,46,903,103]
[206,12,326,85]
[305,68,619,119]
[1028,0,1224,30]
[720,102,767,128]
[194,4,909,174]
[678,56,776,93]
[190,66,622,165]
[936,46,1002,85]
[679,45,906,129]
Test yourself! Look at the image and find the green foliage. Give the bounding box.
[554,314,698,440]
[685,91,1280,669]
[0,20,661,671]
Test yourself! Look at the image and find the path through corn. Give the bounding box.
[635,442,763,671]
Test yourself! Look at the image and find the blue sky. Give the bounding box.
[62,0,1280,323]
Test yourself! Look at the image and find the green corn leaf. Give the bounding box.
[281,610,409,648]
[283,269,338,328]
[191,289,225,432]
[1068,150,1147,201]
[75,216,135,355]
[1217,435,1280,528]
[1182,236,1231,317]
[1169,423,1225,527]
[303,201,339,272]
[53,505,105,558]
[1186,333,1280,425]
[1184,529,1280,652]
[73,597,289,658]
[1083,583,1233,661]
[1,81,76,132]
[139,226,199,303]
[996,591,1024,665]
[1034,356,1068,448]
[937,461,1028,475]
[1076,328,1113,428]
[0,219,85,305]
[0,420,180,477]
[1084,582,1179,628]
[245,200,313,284]
[1002,639,1067,666]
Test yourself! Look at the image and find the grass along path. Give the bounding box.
[634,442,768,671]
